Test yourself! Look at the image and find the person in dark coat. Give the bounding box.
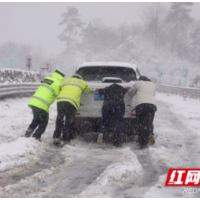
[95,83,129,147]
[128,76,157,149]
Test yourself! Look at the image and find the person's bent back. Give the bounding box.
[57,74,91,109]
[98,83,127,103]
[128,76,156,109]
[29,70,64,112]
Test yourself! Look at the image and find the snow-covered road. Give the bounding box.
[0,93,200,198]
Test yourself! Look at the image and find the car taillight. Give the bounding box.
[130,113,136,116]
[75,113,80,115]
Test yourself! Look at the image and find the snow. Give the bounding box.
[157,92,200,134]
[0,137,39,172]
[0,68,49,84]
[78,61,137,71]
[0,92,200,197]
[76,147,143,198]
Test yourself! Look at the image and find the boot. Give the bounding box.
[32,132,42,141]
[53,138,61,145]
[139,144,148,149]
[60,141,75,147]
[149,134,155,145]
[97,133,103,144]
[35,137,42,142]
[113,141,122,147]
[25,128,34,137]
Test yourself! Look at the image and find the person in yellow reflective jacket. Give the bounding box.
[25,69,65,141]
[53,74,91,147]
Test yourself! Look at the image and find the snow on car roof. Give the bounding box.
[77,62,137,71]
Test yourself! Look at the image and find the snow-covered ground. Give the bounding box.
[0,92,200,198]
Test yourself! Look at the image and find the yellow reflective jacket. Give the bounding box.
[28,71,64,113]
[57,77,91,110]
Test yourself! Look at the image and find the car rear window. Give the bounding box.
[76,66,137,82]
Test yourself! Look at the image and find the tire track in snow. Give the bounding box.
[151,100,200,198]
[0,144,65,187]
[44,144,117,198]
[113,145,169,198]
[158,100,200,168]
[165,105,200,198]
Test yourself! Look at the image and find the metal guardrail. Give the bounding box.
[0,83,40,99]
[0,83,200,100]
[156,84,200,99]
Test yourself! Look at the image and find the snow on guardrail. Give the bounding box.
[0,69,49,99]
[0,69,48,84]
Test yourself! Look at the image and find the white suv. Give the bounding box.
[73,62,140,141]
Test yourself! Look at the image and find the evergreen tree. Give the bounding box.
[58,6,83,51]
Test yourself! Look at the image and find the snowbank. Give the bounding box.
[0,69,49,84]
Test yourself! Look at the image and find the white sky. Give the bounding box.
[0,2,200,57]
[0,91,200,197]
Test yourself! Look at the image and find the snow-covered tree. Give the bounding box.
[189,20,200,63]
[165,2,194,57]
[142,3,167,50]
[81,19,118,54]
[58,6,83,51]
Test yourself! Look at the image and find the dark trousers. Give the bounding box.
[53,101,76,142]
[28,106,49,139]
[136,103,157,147]
[99,102,125,144]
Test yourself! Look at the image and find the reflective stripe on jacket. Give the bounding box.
[28,71,64,113]
[57,77,91,110]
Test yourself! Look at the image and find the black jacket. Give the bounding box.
[98,84,127,103]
